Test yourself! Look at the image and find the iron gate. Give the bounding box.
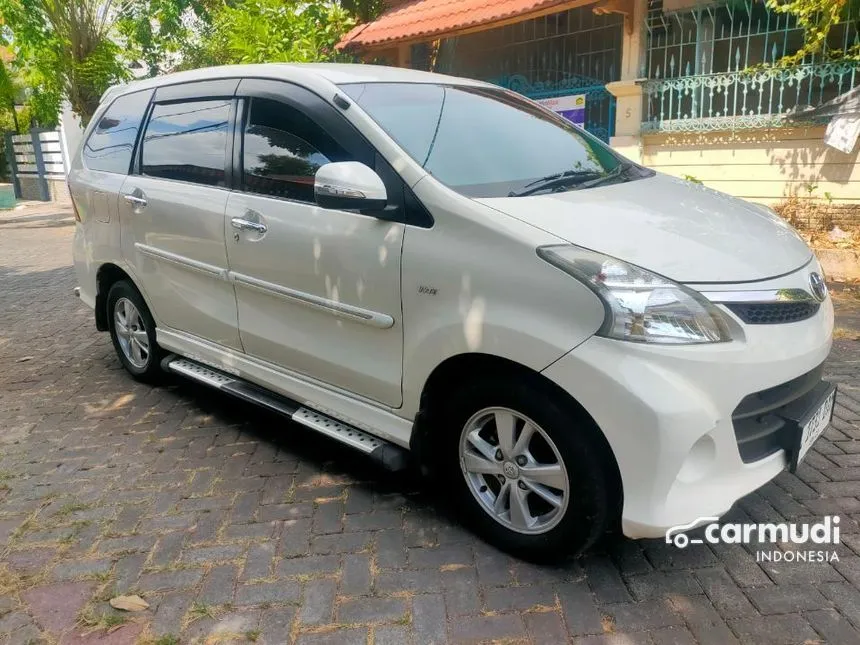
[490,73,616,142]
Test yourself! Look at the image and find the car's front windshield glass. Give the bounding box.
[340,82,646,198]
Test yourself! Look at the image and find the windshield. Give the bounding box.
[340,82,644,198]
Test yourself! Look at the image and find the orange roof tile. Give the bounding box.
[338,0,584,51]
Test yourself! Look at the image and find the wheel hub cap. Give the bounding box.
[502,461,519,479]
[459,407,570,535]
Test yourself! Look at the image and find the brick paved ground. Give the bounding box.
[2,205,860,645]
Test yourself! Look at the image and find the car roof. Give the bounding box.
[102,63,491,103]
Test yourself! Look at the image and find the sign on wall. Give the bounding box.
[537,94,586,128]
[824,115,860,154]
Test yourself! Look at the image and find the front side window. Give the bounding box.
[83,90,152,174]
[242,97,347,203]
[341,83,639,198]
[141,99,230,187]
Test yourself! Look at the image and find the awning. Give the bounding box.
[338,0,595,51]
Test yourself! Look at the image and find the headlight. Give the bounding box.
[538,245,731,344]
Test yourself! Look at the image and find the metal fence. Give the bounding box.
[642,0,859,132]
[4,129,67,201]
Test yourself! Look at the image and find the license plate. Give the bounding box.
[796,389,836,465]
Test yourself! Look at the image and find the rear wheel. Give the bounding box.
[107,280,163,382]
[439,377,618,561]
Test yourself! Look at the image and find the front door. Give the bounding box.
[225,83,404,407]
[120,93,242,350]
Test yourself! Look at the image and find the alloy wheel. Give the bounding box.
[459,407,570,534]
[114,297,150,369]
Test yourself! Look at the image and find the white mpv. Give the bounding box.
[70,64,835,560]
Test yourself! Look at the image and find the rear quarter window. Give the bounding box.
[83,89,153,174]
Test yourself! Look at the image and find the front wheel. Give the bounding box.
[107,280,163,383]
[440,377,619,561]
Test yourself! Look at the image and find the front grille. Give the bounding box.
[726,301,820,325]
[733,364,824,463]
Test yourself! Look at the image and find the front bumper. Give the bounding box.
[542,295,833,539]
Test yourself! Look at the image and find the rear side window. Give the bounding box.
[141,99,230,187]
[242,97,349,202]
[83,90,152,174]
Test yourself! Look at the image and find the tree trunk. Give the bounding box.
[10,100,20,133]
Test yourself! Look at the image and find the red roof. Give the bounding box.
[338,0,583,50]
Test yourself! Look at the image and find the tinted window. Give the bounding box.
[141,99,230,186]
[83,90,152,174]
[242,97,348,202]
[341,83,627,198]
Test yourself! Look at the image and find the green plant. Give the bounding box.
[766,0,860,65]
[77,608,127,631]
[245,630,261,642]
[682,174,703,184]
[152,636,181,645]
[193,0,356,67]
[186,602,217,623]
[56,502,91,517]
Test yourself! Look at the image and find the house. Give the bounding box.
[339,0,860,222]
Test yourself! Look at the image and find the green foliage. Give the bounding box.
[0,58,21,131]
[766,0,860,65]
[117,0,218,76]
[0,0,130,125]
[1,0,370,124]
[340,0,385,22]
[195,0,357,66]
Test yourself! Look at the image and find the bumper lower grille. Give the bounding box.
[726,301,820,325]
[732,363,825,463]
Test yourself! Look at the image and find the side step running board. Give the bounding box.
[163,356,409,472]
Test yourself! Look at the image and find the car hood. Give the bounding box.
[476,173,812,283]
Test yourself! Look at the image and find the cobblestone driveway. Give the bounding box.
[2,206,860,645]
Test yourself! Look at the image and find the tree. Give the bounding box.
[193,0,357,66]
[117,0,219,77]
[766,0,860,65]
[0,0,216,125]
[0,0,130,125]
[340,0,385,23]
[0,56,20,131]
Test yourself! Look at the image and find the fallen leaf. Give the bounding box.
[109,595,149,612]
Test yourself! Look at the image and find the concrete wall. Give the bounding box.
[640,126,860,211]
[59,102,84,169]
[16,176,70,204]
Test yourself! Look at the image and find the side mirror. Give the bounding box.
[315,162,388,212]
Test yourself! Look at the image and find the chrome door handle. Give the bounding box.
[231,217,267,234]
[123,194,147,207]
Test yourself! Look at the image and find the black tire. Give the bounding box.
[437,375,619,562]
[106,280,164,383]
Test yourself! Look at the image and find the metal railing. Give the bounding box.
[643,0,859,132]
[642,61,859,132]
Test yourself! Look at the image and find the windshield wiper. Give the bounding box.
[508,170,603,197]
[572,161,643,190]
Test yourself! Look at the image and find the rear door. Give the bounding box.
[224,80,406,406]
[120,80,243,350]
[69,88,154,299]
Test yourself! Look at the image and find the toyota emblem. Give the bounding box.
[809,272,828,302]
